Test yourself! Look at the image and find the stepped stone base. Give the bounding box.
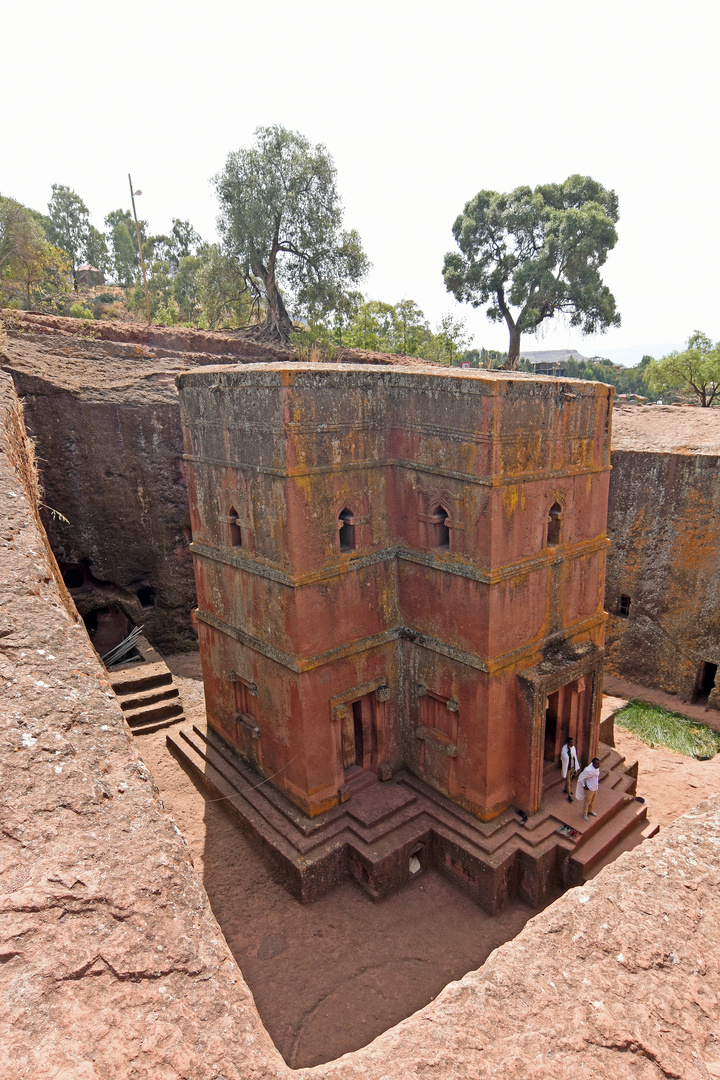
[167,723,649,914]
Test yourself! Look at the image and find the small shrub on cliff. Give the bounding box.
[69,301,93,320]
[615,700,720,758]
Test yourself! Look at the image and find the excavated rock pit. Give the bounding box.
[3,367,720,1079]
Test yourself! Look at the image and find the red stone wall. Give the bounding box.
[179,364,612,820]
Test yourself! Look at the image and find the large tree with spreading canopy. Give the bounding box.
[442,175,621,369]
[214,125,369,342]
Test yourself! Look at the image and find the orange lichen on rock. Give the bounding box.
[176,363,615,907]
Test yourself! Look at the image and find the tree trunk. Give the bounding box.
[504,325,521,370]
[262,277,293,343]
[251,252,293,343]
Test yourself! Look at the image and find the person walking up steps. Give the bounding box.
[576,757,601,821]
[560,736,580,803]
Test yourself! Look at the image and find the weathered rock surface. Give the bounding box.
[0,314,438,654]
[0,371,285,1080]
[2,370,720,1079]
[606,404,720,705]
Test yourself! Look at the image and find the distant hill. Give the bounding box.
[519,349,597,365]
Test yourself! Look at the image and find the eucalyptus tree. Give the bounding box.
[215,125,369,341]
[443,175,620,369]
[47,184,91,287]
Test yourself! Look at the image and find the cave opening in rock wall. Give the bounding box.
[83,603,135,656]
[693,660,717,705]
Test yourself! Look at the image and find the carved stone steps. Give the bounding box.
[109,654,185,736]
[167,723,652,913]
[568,799,649,882]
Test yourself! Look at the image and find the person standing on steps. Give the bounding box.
[560,736,580,803]
[576,757,601,821]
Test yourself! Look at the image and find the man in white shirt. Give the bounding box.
[576,757,601,821]
[560,736,580,803]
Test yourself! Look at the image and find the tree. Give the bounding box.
[105,209,147,286]
[106,210,138,286]
[170,218,201,264]
[173,254,202,322]
[46,184,91,287]
[0,195,34,277]
[194,243,257,329]
[645,333,720,406]
[84,225,110,276]
[1,195,70,309]
[394,299,432,356]
[426,312,472,365]
[215,124,370,342]
[443,175,621,369]
[342,300,398,352]
[15,239,69,308]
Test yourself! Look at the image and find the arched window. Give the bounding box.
[228,506,242,548]
[547,502,562,546]
[430,505,451,550]
[338,507,355,553]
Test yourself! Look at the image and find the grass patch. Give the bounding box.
[615,700,720,759]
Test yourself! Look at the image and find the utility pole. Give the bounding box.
[128,173,151,326]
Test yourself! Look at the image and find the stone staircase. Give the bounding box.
[167,721,656,912]
[543,744,654,885]
[108,639,184,734]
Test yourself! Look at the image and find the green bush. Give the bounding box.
[154,298,180,326]
[615,700,720,758]
[69,302,93,320]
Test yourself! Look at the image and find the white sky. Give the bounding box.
[4,0,718,364]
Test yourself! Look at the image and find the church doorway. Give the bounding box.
[543,675,593,768]
[342,692,378,776]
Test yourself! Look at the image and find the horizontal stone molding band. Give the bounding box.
[182,450,610,488]
[194,607,606,677]
[189,534,610,590]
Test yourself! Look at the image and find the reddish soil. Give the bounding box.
[138,653,559,1068]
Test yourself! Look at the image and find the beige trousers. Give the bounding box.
[583,787,598,815]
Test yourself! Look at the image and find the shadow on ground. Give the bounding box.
[139,653,559,1067]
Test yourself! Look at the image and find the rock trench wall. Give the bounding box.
[0,314,439,655]
[605,408,720,707]
[4,315,720,702]
[2,369,720,1079]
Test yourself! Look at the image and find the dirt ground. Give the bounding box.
[136,654,720,1068]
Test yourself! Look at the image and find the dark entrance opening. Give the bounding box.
[62,564,85,589]
[341,693,378,777]
[544,691,559,762]
[83,604,134,656]
[351,700,364,767]
[136,585,156,609]
[692,661,717,705]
